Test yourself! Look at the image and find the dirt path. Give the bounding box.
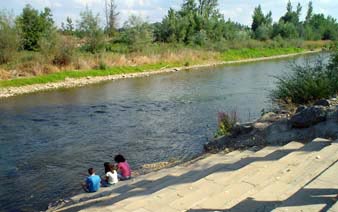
[0,50,321,99]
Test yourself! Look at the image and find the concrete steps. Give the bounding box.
[273,155,338,212]
[55,138,338,212]
[215,138,338,212]
[56,150,256,211]
[118,146,287,211]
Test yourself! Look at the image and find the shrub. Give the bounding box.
[271,51,338,104]
[77,8,105,53]
[215,111,238,138]
[97,60,108,70]
[39,32,76,66]
[0,10,19,64]
[52,36,76,66]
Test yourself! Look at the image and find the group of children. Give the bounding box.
[81,154,131,193]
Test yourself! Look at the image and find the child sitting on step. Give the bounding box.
[114,154,131,181]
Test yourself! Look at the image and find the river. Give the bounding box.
[0,53,323,211]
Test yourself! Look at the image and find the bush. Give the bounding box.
[215,111,238,137]
[271,51,338,104]
[52,36,76,66]
[39,32,76,66]
[0,10,19,64]
[97,60,108,70]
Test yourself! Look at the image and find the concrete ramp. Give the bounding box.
[54,138,338,212]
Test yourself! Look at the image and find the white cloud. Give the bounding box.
[73,0,103,7]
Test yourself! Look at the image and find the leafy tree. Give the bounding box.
[120,15,153,51]
[77,7,105,53]
[61,17,74,35]
[16,5,55,50]
[198,0,219,19]
[155,0,245,45]
[305,1,313,24]
[281,1,300,25]
[251,5,272,40]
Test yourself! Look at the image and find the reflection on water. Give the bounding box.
[0,53,324,211]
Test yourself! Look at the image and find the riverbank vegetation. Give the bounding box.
[0,0,337,86]
[272,50,338,104]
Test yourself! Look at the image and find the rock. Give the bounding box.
[259,112,278,122]
[314,99,330,107]
[253,122,270,130]
[295,105,307,113]
[290,106,327,128]
[279,110,289,114]
[231,122,253,136]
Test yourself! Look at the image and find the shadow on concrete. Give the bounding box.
[60,140,331,212]
[187,188,338,212]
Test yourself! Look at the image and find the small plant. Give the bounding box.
[215,111,238,138]
[97,60,108,70]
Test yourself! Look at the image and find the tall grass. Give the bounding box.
[271,51,338,104]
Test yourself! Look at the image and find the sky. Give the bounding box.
[1,0,337,27]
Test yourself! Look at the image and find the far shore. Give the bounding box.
[0,49,321,99]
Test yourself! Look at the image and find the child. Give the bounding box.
[114,154,131,180]
[102,162,118,186]
[81,168,101,192]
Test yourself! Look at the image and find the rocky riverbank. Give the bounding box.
[0,50,321,99]
[204,97,338,153]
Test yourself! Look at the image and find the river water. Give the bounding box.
[0,53,323,211]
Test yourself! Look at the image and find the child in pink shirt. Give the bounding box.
[114,154,131,180]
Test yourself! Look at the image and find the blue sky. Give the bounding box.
[1,0,337,27]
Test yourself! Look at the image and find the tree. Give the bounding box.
[120,15,153,51]
[104,0,119,36]
[198,0,219,19]
[281,1,300,26]
[16,4,55,50]
[305,1,313,24]
[61,17,74,35]
[251,5,272,40]
[273,1,304,39]
[154,0,246,45]
[77,7,105,53]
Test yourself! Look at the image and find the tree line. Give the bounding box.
[0,0,337,65]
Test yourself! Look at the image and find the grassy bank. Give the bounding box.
[221,47,304,61]
[0,47,316,88]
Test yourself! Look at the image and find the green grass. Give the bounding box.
[0,63,177,88]
[0,47,309,88]
[221,48,305,61]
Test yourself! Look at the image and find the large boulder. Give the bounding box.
[290,106,327,128]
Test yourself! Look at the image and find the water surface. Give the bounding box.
[0,53,323,211]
